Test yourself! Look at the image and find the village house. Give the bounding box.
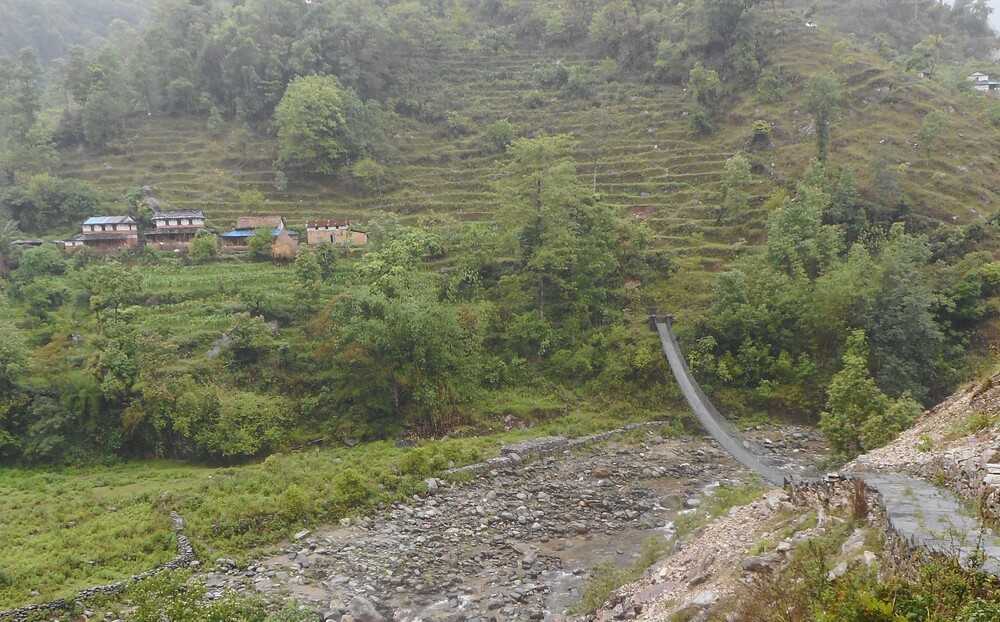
[968,72,1000,95]
[72,216,140,253]
[220,216,298,252]
[144,209,207,250]
[306,220,369,247]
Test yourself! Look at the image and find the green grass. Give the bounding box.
[0,408,679,609]
[674,479,767,540]
[571,536,670,616]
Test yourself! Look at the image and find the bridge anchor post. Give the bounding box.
[647,310,674,331]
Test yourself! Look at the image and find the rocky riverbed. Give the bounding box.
[201,425,825,621]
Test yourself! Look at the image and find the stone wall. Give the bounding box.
[443,421,670,478]
[920,446,1000,524]
[0,512,197,622]
[787,477,967,576]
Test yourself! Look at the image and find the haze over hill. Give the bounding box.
[1,0,1000,619]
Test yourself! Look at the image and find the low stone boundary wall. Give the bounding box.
[443,421,670,477]
[787,476,981,577]
[923,449,1000,524]
[0,512,197,622]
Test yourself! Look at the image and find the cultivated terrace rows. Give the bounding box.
[58,50,760,289]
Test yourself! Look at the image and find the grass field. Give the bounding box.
[0,408,679,609]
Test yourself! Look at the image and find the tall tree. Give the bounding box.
[805,74,842,162]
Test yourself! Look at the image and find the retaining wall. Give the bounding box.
[0,512,197,622]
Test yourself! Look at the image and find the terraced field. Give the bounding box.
[58,30,1000,316]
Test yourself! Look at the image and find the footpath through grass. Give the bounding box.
[0,408,679,610]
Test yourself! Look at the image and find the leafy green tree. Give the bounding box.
[247,228,273,260]
[82,88,126,148]
[687,63,723,134]
[275,75,352,175]
[0,320,25,394]
[917,110,947,156]
[351,158,388,195]
[805,74,842,162]
[865,225,942,402]
[716,153,752,223]
[819,330,891,456]
[860,395,921,451]
[239,189,266,214]
[907,34,943,77]
[84,262,142,324]
[206,105,225,135]
[0,48,42,142]
[0,217,22,277]
[294,246,323,302]
[765,184,843,279]
[323,288,484,435]
[482,120,515,154]
[189,232,218,263]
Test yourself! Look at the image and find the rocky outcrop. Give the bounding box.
[0,512,197,622]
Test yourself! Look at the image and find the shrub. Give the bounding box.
[189,232,218,263]
[596,58,619,82]
[749,119,773,149]
[445,111,473,137]
[988,102,1000,128]
[534,61,570,89]
[688,107,714,135]
[757,66,791,103]
[351,158,389,195]
[562,66,597,99]
[481,120,515,154]
[332,468,375,509]
[521,90,547,109]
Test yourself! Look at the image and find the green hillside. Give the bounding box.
[56,22,1000,317]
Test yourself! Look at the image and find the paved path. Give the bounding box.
[652,316,1000,575]
[860,473,1000,575]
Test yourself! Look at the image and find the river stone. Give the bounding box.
[348,596,385,622]
[690,590,718,607]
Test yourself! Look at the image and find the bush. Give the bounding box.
[756,66,791,104]
[988,102,1000,128]
[444,111,473,137]
[521,90,547,109]
[481,120,515,154]
[749,119,773,149]
[534,61,570,89]
[189,232,218,263]
[562,66,597,99]
[688,106,715,135]
[351,158,389,195]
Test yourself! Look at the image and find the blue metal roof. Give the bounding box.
[221,227,285,238]
[84,216,135,225]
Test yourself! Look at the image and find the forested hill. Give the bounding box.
[0,0,999,465]
[0,0,148,61]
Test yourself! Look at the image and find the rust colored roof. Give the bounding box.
[236,216,285,230]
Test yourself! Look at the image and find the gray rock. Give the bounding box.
[827,561,849,580]
[348,596,384,622]
[741,555,776,572]
[690,590,718,607]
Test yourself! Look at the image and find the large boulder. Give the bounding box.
[348,596,385,622]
